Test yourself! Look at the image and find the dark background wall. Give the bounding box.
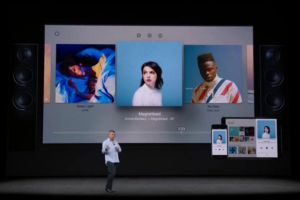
[4,3,296,178]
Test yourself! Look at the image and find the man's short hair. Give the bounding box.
[197,53,215,68]
[108,130,116,133]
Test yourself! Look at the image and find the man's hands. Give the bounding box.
[115,146,120,151]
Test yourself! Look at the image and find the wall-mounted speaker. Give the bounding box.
[8,44,38,151]
[260,45,286,117]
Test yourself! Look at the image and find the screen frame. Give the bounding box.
[41,25,255,144]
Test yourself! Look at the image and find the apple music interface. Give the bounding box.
[212,128,228,156]
[225,118,278,158]
[43,25,254,143]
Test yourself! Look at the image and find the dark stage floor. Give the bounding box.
[1,177,300,197]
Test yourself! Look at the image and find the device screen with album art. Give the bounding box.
[43,25,254,143]
[211,124,228,157]
[223,118,278,158]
